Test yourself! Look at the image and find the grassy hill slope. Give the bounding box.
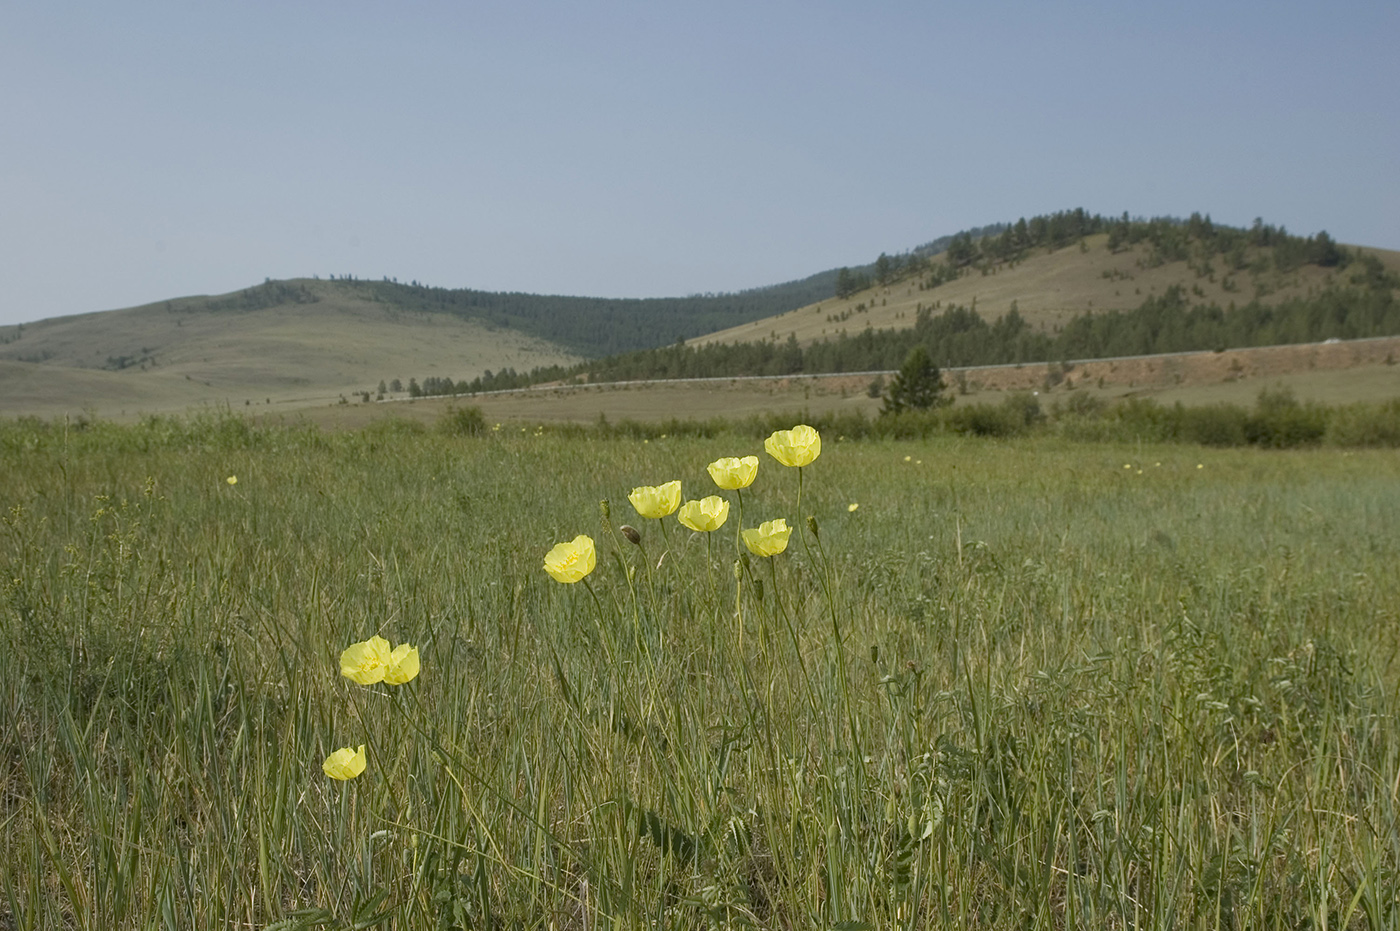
[693,234,1400,349]
[6,211,1397,421]
[0,279,579,418]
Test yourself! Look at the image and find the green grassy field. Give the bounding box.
[3,415,1399,929]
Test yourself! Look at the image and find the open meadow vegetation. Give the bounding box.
[3,412,1400,929]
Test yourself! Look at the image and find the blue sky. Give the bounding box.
[2,0,1397,326]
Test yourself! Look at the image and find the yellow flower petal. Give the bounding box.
[628,480,682,519]
[764,426,821,468]
[340,636,391,685]
[226,475,237,485]
[742,518,792,557]
[706,456,759,490]
[322,744,367,780]
[677,496,730,532]
[544,535,597,584]
[384,643,420,685]
[847,503,859,512]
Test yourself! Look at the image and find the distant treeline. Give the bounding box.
[323,272,839,358]
[590,281,1396,382]
[831,209,1350,298]
[383,210,1389,395]
[398,255,1394,397]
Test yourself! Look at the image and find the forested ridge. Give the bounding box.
[395,211,1395,397]
[321,271,840,357]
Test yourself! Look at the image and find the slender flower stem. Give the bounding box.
[809,528,860,755]
[765,555,817,715]
[581,577,618,667]
[704,530,715,610]
[733,488,745,557]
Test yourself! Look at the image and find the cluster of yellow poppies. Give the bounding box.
[543,424,821,582]
[322,635,421,780]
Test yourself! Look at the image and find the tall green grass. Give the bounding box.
[2,414,1398,928]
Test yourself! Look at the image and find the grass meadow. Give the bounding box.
[3,414,1399,929]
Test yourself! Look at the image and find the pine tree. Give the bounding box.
[881,346,946,415]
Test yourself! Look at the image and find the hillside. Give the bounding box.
[0,266,844,418]
[5,210,1398,421]
[0,279,580,418]
[693,233,1400,349]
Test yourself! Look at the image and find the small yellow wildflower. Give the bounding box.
[629,481,681,519]
[764,425,821,467]
[848,503,859,512]
[544,535,597,583]
[384,643,420,685]
[341,636,392,685]
[707,456,759,489]
[322,745,367,781]
[742,519,792,557]
[678,496,730,532]
[226,475,237,485]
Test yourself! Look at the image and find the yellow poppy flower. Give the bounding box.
[322,744,367,780]
[706,456,759,489]
[628,481,681,519]
[340,636,392,685]
[678,496,730,532]
[764,426,821,467]
[384,643,420,685]
[226,475,237,485]
[544,534,597,583]
[742,518,792,557]
[848,503,859,512]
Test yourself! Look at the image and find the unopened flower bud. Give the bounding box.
[807,515,820,539]
[620,524,641,546]
[599,499,611,520]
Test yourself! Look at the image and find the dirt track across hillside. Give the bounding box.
[948,335,1400,394]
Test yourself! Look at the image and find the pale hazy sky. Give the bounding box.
[3,0,1397,326]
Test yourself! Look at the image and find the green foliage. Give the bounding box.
[203,279,319,312]
[880,346,946,416]
[338,271,839,358]
[435,405,486,437]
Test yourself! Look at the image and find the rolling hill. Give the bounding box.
[692,233,1400,349]
[0,269,842,419]
[4,210,1398,421]
[0,280,580,418]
